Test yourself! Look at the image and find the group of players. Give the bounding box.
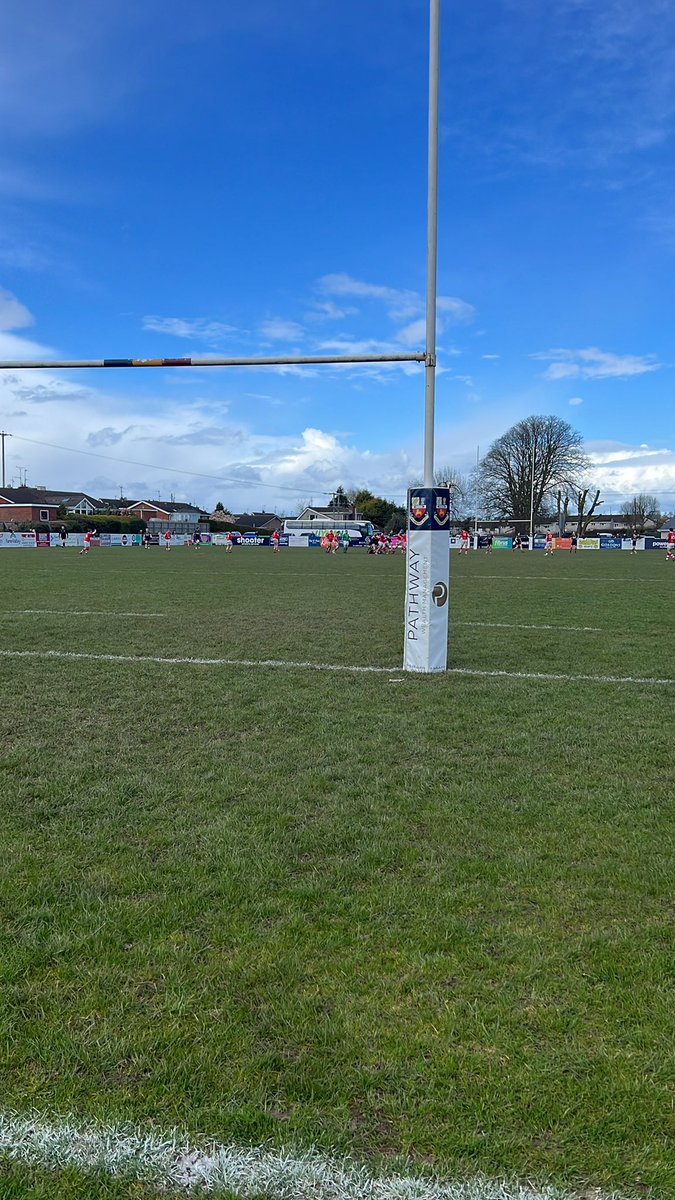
[366,532,407,554]
[70,522,675,561]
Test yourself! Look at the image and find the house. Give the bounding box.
[296,504,361,523]
[230,511,283,533]
[0,486,104,525]
[99,497,139,513]
[120,500,208,532]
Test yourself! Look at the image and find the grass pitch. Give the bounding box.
[0,546,672,1198]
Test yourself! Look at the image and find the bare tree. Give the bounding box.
[478,415,588,521]
[620,493,662,533]
[554,488,573,535]
[575,487,603,537]
[293,497,316,516]
[409,466,471,523]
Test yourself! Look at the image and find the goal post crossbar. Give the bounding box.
[0,353,427,370]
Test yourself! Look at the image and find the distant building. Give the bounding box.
[120,500,208,533]
[230,511,282,533]
[0,486,104,524]
[98,496,138,513]
[296,504,361,523]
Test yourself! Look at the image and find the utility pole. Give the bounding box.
[529,438,536,549]
[0,431,7,489]
[474,445,479,546]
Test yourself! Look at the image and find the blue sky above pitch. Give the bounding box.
[0,0,674,510]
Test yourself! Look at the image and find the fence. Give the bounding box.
[0,531,672,550]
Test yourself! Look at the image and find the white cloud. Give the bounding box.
[319,273,475,325]
[395,318,426,348]
[0,314,418,509]
[0,288,34,331]
[482,353,500,360]
[437,295,475,322]
[142,316,239,344]
[259,318,305,341]
[306,300,358,321]
[568,396,585,405]
[586,439,675,505]
[533,346,661,379]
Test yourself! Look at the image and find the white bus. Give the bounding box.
[283,518,375,547]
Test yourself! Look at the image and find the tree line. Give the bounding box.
[474,414,666,534]
[326,415,670,534]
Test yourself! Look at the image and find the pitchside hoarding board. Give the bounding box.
[0,532,36,547]
[97,533,142,547]
[404,486,450,673]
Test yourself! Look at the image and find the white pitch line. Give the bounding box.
[0,648,673,687]
[0,1111,626,1200]
[0,609,166,617]
[457,620,602,632]
[0,649,392,673]
[467,575,669,583]
[445,666,675,686]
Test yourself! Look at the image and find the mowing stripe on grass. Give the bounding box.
[0,648,673,687]
[0,609,167,617]
[0,619,600,638]
[0,1111,624,1200]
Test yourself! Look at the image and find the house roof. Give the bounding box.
[99,496,138,509]
[298,505,350,518]
[0,487,103,508]
[160,501,206,514]
[231,511,281,529]
[0,487,61,507]
[121,500,206,515]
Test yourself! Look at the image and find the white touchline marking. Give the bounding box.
[0,609,166,617]
[468,575,668,583]
[0,648,672,686]
[0,649,392,673]
[457,621,602,632]
[0,1111,626,1200]
[445,666,675,686]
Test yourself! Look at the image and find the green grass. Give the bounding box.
[0,546,673,1197]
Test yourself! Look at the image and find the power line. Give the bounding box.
[8,433,334,497]
[8,431,675,505]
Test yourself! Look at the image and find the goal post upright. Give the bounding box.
[403,0,451,674]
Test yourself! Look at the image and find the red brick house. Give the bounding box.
[0,487,103,525]
[120,500,207,531]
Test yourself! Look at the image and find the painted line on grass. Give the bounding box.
[0,1111,625,1200]
[0,649,392,673]
[0,609,166,617]
[457,621,602,632]
[0,648,673,687]
[468,575,669,583]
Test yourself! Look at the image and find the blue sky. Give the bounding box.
[1,0,674,514]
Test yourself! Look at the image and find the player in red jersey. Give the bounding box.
[459,529,470,554]
[79,529,95,556]
[667,530,675,561]
[164,530,172,551]
[271,528,281,553]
